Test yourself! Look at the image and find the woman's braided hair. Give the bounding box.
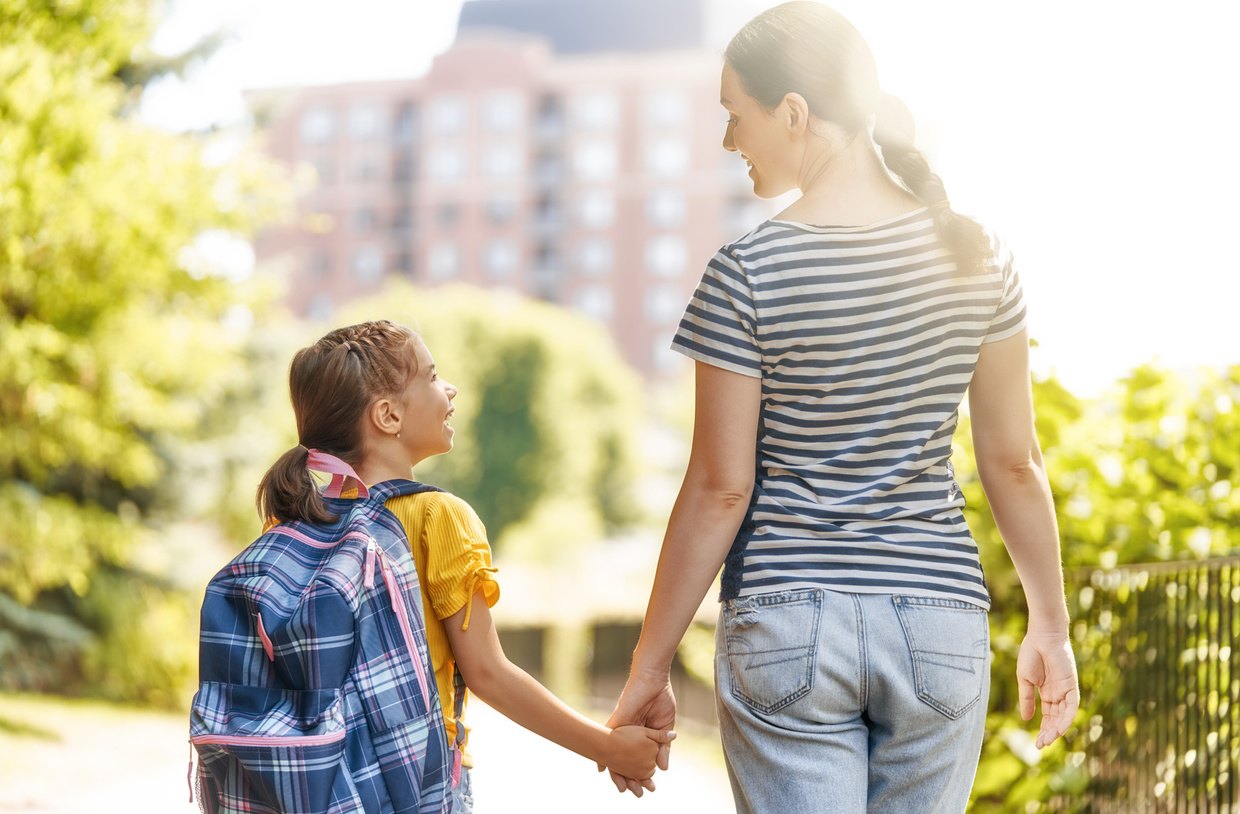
[725,1,991,273]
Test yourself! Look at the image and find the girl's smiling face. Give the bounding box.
[396,337,458,463]
[720,63,798,199]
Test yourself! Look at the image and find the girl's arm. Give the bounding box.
[607,362,761,760]
[444,591,672,782]
[968,327,1080,748]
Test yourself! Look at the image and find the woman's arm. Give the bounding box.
[968,328,1080,748]
[444,592,672,782]
[630,361,761,675]
[606,361,761,772]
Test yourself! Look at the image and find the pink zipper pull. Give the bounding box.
[187,740,195,803]
[364,536,377,590]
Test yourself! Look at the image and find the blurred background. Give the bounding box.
[0,0,1237,811]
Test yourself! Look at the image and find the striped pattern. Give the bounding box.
[192,479,452,814]
[672,209,1025,609]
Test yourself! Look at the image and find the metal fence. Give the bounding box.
[1063,557,1239,812]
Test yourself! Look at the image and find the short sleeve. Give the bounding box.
[671,248,762,377]
[421,495,500,630]
[983,237,1028,343]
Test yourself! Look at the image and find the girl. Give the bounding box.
[259,320,672,812]
[607,3,1080,811]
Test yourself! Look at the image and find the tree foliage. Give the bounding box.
[963,364,1239,811]
[0,0,278,706]
[337,283,644,552]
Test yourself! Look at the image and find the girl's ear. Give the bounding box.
[782,92,810,136]
[368,397,401,437]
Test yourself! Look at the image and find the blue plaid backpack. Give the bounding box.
[190,453,451,814]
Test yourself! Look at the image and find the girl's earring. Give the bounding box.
[396,432,401,439]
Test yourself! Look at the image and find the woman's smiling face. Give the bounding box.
[720,63,798,199]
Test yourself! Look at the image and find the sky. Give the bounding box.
[142,0,1240,396]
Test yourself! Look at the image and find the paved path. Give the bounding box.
[0,695,734,813]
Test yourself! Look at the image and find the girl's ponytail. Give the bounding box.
[872,93,991,274]
[256,444,336,526]
[257,319,419,526]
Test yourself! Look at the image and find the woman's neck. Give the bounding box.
[778,134,920,226]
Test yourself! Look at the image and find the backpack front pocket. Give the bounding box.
[191,682,363,814]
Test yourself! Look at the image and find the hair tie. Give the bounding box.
[930,200,952,214]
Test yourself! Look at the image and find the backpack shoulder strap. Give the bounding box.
[366,478,443,503]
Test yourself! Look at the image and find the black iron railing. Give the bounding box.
[1062,557,1239,812]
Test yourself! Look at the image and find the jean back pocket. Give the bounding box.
[892,596,989,720]
[723,589,823,715]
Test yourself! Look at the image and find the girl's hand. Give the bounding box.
[1017,629,1080,749]
[603,726,676,781]
[602,669,677,794]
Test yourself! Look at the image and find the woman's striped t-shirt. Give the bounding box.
[671,208,1026,609]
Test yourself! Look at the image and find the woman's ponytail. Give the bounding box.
[256,444,336,526]
[872,93,991,274]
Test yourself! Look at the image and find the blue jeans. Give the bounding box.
[450,766,473,814]
[715,588,990,813]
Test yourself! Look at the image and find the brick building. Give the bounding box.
[248,0,769,375]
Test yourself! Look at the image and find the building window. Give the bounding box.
[484,239,519,279]
[299,107,335,143]
[484,143,523,178]
[577,190,614,228]
[573,140,617,181]
[645,286,683,323]
[391,250,413,276]
[576,286,613,321]
[577,239,612,276]
[390,206,412,232]
[436,202,460,227]
[534,150,565,184]
[535,93,565,140]
[392,102,419,143]
[352,245,383,282]
[574,91,619,131]
[429,95,468,136]
[535,193,563,231]
[426,146,467,182]
[308,293,334,322]
[429,243,460,280]
[352,156,379,183]
[644,90,690,130]
[351,207,376,233]
[646,235,686,277]
[306,251,331,278]
[349,104,382,139]
[391,153,415,184]
[309,156,335,186]
[486,193,518,224]
[647,189,686,228]
[647,138,689,177]
[483,90,524,133]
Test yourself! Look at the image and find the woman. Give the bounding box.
[607,3,1080,811]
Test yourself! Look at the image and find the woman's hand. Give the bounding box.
[600,669,677,794]
[1017,629,1080,749]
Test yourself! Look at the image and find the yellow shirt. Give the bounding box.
[385,491,500,767]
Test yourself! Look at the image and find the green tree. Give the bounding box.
[0,0,278,706]
[964,364,1240,811]
[337,283,643,553]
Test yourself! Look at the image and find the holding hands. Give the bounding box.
[602,667,678,795]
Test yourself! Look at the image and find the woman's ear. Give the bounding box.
[782,92,811,136]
